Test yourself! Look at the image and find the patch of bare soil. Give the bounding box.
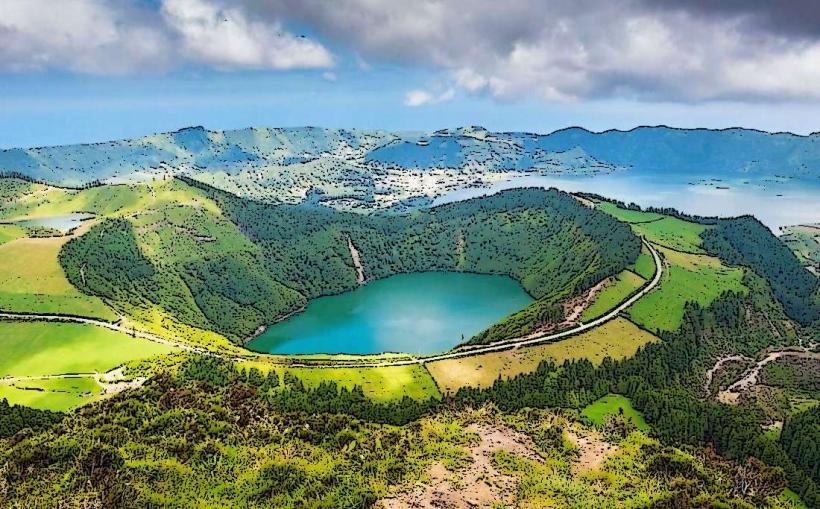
[565,428,619,474]
[377,424,541,509]
[567,278,610,324]
[95,367,147,396]
[525,278,610,338]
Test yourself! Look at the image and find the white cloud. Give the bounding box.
[454,68,489,93]
[0,0,170,74]
[0,0,333,74]
[161,0,333,70]
[404,88,455,107]
[3,0,820,103]
[322,71,338,82]
[255,0,820,102]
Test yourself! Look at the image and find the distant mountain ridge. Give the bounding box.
[1,125,818,212]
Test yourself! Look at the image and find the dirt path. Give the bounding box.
[565,429,619,474]
[717,349,820,404]
[94,367,148,395]
[1,366,148,397]
[346,234,367,285]
[703,354,752,397]
[564,277,609,325]
[378,424,542,509]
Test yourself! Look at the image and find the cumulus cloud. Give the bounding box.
[0,0,170,74]
[404,88,455,107]
[3,0,820,103]
[246,0,820,103]
[0,0,333,74]
[160,0,333,70]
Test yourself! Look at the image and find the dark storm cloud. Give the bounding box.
[647,0,820,39]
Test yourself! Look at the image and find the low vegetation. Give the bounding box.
[426,317,658,392]
[581,393,650,432]
[0,355,805,508]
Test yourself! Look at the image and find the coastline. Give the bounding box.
[243,306,306,345]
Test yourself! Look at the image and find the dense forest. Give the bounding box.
[0,399,62,439]
[781,406,820,486]
[60,179,639,344]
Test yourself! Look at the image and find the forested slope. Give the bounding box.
[58,179,639,344]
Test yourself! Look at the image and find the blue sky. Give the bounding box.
[2,0,820,148]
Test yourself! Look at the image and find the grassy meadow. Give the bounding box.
[427,317,659,393]
[629,246,657,280]
[582,394,650,431]
[238,360,441,402]
[0,224,26,245]
[596,201,709,254]
[0,321,176,377]
[0,235,117,320]
[0,376,101,411]
[581,269,645,322]
[628,246,747,332]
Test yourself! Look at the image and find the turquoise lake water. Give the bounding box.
[247,271,533,355]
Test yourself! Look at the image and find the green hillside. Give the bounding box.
[1,178,818,509]
[54,178,639,343]
[780,224,820,270]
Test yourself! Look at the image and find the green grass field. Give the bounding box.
[631,218,708,254]
[0,321,176,377]
[0,179,207,222]
[0,376,101,411]
[238,361,441,402]
[0,224,26,245]
[581,270,645,322]
[427,317,659,392]
[780,488,809,508]
[596,201,709,254]
[628,246,747,332]
[629,247,657,280]
[582,394,650,431]
[0,236,117,320]
[595,203,664,224]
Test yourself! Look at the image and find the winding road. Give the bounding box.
[0,239,663,370]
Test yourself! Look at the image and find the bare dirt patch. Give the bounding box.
[377,423,541,509]
[565,428,619,474]
[95,367,147,396]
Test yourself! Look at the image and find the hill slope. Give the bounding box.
[2,125,818,213]
[42,178,639,343]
